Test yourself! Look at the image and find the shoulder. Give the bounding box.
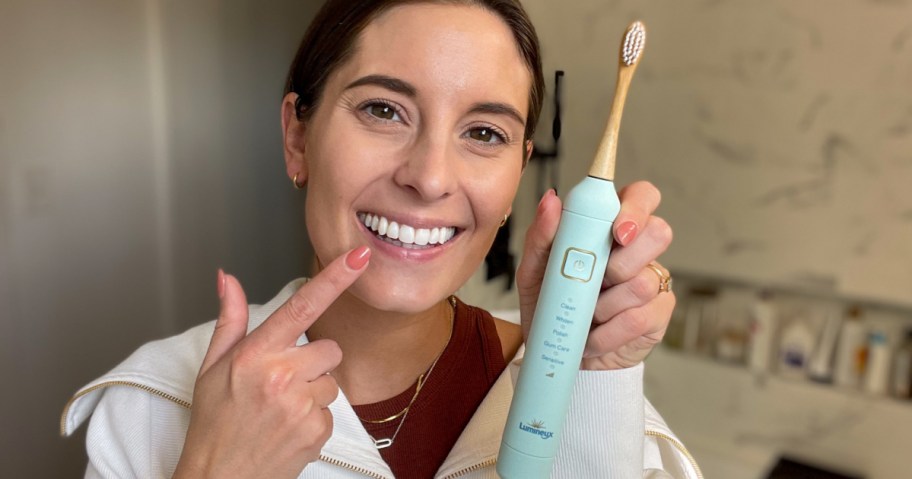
[486,307,523,364]
[456,301,523,365]
[83,383,191,478]
[70,326,210,478]
[63,278,307,437]
[492,318,522,364]
[61,319,214,437]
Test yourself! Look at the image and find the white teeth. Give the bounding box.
[399,225,415,243]
[357,212,457,246]
[415,228,429,246]
[387,221,399,239]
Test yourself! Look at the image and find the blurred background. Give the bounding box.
[2,0,911,477]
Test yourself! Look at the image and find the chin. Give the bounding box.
[349,271,454,314]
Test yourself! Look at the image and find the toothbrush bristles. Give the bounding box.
[622,21,646,66]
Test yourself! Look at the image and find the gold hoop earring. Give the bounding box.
[292,173,305,190]
[500,214,508,227]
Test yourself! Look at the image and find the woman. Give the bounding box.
[62,1,700,477]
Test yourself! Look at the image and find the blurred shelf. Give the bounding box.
[644,346,912,479]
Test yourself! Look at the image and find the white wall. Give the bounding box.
[0,1,318,476]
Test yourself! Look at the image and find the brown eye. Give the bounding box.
[368,104,397,120]
[469,127,503,144]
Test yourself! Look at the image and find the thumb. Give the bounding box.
[200,269,249,376]
[515,189,561,337]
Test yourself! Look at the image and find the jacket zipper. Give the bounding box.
[645,429,704,479]
[319,455,389,478]
[60,380,192,436]
[439,458,496,478]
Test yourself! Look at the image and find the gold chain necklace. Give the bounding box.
[363,296,456,449]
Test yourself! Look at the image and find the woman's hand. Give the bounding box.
[516,182,675,371]
[173,247,371,479]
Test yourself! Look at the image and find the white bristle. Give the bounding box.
[621,21,646,66]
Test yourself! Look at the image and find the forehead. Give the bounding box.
[336,3,531,113]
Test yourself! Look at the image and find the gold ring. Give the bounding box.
[646,262,672,294]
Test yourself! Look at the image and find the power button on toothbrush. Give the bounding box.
[561,248,596,282]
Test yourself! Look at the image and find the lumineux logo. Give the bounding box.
[518,419,554,439]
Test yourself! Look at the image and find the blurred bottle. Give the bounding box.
[682,286,718,356]
[833,306,867,389]
[891,329,912,400]
[747,290,777,375]
[716,325,748,364]
[777,312,816,380]
[808,310,843,383]
[863,329,891,396]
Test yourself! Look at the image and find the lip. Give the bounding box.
[356,213,461,262]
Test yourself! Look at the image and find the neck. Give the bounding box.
[306,289,453,405]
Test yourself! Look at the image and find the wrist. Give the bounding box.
[580,355,642,371]
[173,448,216,479]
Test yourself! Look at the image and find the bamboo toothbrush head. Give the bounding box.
[621,21,646,67]
[589,21,647,181]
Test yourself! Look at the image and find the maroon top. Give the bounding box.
[352,299,507,478]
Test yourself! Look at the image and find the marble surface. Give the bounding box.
[511,0,912,308]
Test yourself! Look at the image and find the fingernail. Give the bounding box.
[538,189,555,212]
[616,221,638,246]
[345,246,371,270]
[217,268,226,299]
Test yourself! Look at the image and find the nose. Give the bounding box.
[392,132,458,202]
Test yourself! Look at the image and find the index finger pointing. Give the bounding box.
[249,246,371,349]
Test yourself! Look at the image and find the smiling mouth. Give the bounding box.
[357,212,458,250]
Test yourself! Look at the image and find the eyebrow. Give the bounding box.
[345,75,417,97]
[345,74,526,127]
[468,102,526,128]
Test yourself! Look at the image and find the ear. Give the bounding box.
[282,92,307,186]
[522,140,534,171]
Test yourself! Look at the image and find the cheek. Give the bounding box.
[466,162,522,226]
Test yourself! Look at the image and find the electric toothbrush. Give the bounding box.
[497,21,647,478]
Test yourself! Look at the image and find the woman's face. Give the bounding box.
[288,3,531,313]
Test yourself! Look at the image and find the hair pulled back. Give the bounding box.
[285,0,545,143]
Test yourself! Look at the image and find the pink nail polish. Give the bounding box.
[345,246,371,270]
[616,221,638,246]
[217,269,226,299]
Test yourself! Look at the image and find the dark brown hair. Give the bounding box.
[284,0,545,143]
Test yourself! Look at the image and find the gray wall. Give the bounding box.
[0,1,319,476]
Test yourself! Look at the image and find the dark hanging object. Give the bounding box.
[529,70,564,197]
[485,216,515,291]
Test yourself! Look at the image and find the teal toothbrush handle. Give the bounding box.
[497,177,620,478]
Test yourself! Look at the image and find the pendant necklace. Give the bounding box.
[363,296,455,449]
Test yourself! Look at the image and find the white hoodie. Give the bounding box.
[61,279,702,479]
